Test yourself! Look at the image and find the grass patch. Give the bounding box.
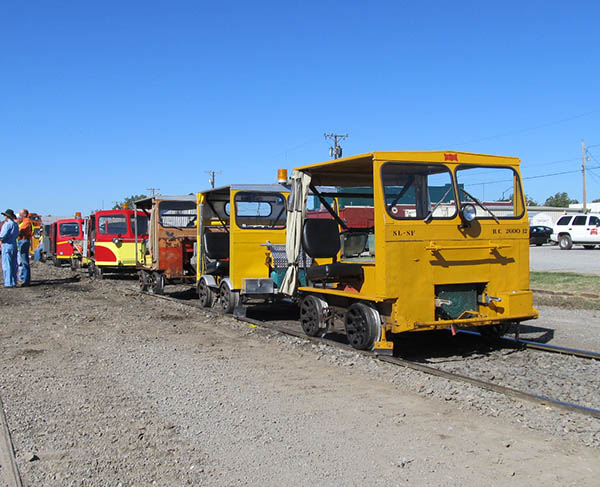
[531,271,600,295]
[533,293,600,310]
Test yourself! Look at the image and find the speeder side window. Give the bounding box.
[131,214,149,235]
[382,163,456,220]
[158,201,196,228]
[234,192,286,229]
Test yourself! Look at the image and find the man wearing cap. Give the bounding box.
[17,208,33,286]
[0,209,19,287]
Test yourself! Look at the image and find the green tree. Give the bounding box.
[113,194,147,209]
[525,195,539,206]
[500,194,538,206]
[544,192,578,207]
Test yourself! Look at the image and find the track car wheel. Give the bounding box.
[344,302,381,351]
[40,252,47,263]
[53,255,62,267]
[584,245,596,249]
[559,234,573,250]
[139,271,149,292]
[197,278,214,307]
[151,272,165,295]
[88,262,95,277]
[299,295,330,337]
[70,258,81,270]
[93,265,104,280]
[219,281,239,314]
[479,322,511,342]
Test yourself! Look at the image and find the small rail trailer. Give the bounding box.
[281,151,539,355]
[134,195,197,294]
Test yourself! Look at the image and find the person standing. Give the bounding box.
[0,209,19,287]
[17,208,33,285]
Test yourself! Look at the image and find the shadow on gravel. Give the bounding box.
[95,273,138,281]
[514,323,555,344]
[157,287,547,362]
[28,276,81,287]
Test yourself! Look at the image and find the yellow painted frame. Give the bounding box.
[296,151,538,335]
[196,186,289,291]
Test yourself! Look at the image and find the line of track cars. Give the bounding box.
[48,150,539,355]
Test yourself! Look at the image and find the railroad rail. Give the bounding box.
[0,394,23,487]
[458,329,600,360]
[141,291,600,420]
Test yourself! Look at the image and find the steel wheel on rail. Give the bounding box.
[151,272,165,295]
[70,258,80,270]
[53,255,62,267]
[139,271,149,292]
[197,278,213,307]
[559,234,573,250]
[219,281,239,314]
[344,302,381,351]
[299,295,330,337]
[93,265,104,280]
[479,322,511,342]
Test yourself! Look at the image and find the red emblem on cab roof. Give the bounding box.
[444,153,458,162]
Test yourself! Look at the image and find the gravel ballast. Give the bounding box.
[0,261,599,486]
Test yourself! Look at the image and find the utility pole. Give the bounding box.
[146,187,160,197]
[205,170,221,188]
[582,139,587,212]
[324,133,348,159]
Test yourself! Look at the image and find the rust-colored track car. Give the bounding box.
[135,195,197,294]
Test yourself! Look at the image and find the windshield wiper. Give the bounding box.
[424,186,453,223]
[460,188,499,223]
[387,175,415,211]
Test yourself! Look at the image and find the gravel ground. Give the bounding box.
[530,244,600,275]
[522,304,600,351]
[1,261,599,486]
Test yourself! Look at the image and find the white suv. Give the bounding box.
[551,213,600,250]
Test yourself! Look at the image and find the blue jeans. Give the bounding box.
[2,243,18,287]
[17,239,30,284]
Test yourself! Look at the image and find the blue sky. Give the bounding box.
[1,1,599,215]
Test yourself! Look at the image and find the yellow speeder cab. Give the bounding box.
[280,151,538,355]
[196,183,293,313]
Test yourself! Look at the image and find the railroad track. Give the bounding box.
[141,290,600,420]
[0,394,23,487]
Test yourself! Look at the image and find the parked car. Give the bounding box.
[551,213,600,250]
[529,225,553,246]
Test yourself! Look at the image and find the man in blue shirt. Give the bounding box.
[0,209,19,287]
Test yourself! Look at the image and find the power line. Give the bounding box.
[446,108,600,147]
[465,166,600,187]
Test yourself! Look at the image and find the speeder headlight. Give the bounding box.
[461,204,477,223]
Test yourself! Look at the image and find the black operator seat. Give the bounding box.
[302,219,363,283]
[203,231,230,275]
